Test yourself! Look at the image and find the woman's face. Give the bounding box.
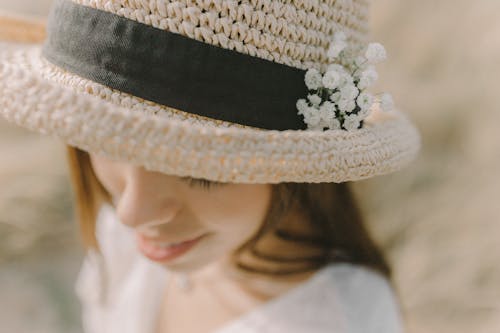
[89,153,272,273]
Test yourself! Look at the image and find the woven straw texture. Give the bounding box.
[72,0,370,73]
[0,43,421,184]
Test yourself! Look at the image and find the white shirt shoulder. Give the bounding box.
[216,263,405,333]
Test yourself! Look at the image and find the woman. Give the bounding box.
[0,0,421,332]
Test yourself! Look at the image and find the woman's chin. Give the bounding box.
[158,259,210,274]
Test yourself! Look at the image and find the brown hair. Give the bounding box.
[66,145,392,280]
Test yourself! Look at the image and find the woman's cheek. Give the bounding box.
[90,155,126,197]
[179,184,271,236]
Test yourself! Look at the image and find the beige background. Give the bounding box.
[0,0,499,332]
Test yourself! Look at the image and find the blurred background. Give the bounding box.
[0,0,498,332]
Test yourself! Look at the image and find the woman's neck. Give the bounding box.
[221,256,319,301]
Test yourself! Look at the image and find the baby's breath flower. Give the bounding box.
[328,118,342,130]
[326,63,348,75]
[301,106,314,117]
[304,107,321,127]
[357,66,378,90]
[327,31,348,60]
[357,92,374,112]
[365,43,387,64]
[327,42,347,60]
[343,115,361,131]
[354,55,367,68]
[380,93,394,112]
[340,84,359,101]
[358,105,372,119]
[307,93,322,106]
[338,72,354,88]
[296,99,308,115]
[308,124,325,131]
[329,91,341,103]
[299,32,391,132]
[319,101,336,121]
[304,68,322,90]
[322,70,341,89]
[337,98,356,113]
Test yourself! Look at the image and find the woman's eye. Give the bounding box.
[181,177,224,190]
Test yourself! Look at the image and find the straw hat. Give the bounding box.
[0,0,420,184]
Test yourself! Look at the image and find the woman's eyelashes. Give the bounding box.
[181,177,225,190]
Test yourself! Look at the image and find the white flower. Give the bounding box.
[354,55,367,68]
[338,72,355,89]
[304,107,321,127]
[307,93,322,106]
[340,84,359,100]
[304,68,322,90]
[296,99,308,115]
[329,91,341,103]
[380,93,394,112]
[322,117,341,130]
[365,42,387,64]
[298,36,390,131]
[322,70,341,89]
[357,66,378,90]
[357,105,372,119]
[343,115,361,131]
[319,101,336,121]
[327,31,348,60]
[327,118,342,130]
[356,92,374,111]
[337,47,355,65]
[327,41,347,60]
[308,124,325,131]
[337,98,356,113]
[301,105,316,116]
[326,63,348,75]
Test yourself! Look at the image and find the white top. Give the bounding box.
[74,203,405,333]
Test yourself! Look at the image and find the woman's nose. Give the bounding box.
[114,169,181,233]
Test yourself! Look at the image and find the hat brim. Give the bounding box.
[0,42,421,183]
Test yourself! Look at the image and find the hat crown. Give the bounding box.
[74,0,370,72]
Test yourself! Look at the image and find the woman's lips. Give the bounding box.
[136,232,207,263]
[137,232,203,245]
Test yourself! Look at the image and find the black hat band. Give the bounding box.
[42,0,309,131]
